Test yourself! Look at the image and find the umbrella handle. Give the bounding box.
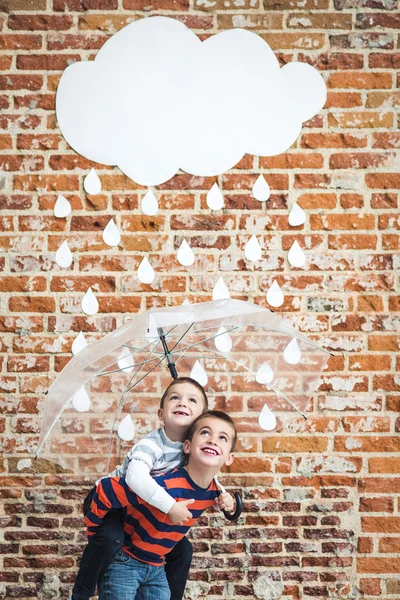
[222,491,242,522]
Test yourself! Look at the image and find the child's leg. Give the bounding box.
[140,563,171,600]
[71,488,124,600]
[164,536,193,600]
[99,550,149,600]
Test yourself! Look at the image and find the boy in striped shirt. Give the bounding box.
[71,378,234,600]
[86,410,237,600]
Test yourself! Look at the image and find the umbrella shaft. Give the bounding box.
[157,327,178,379]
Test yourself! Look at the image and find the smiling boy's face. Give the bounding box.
[158,381,205,431]
[183,416,235,469]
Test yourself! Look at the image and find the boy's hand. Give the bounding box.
[168,499,194,525]
[216,492,235,513]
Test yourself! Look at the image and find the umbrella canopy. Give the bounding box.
[36,299,330,476]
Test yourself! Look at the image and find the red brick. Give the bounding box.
[340,193,364,209]
[357,13,400,29]
[311,214,375,231]
[358,578,381,595]
[14,94,55,110]
[298,193,337,209]
[0,74,43,91]
[366,173,400,189]
[328,234,377,250]
[328,72,393,89]
[329,152,394,169]
[0,34,42,50]
[325,91,363,108]
[8,14,73,30]
[8,297,55,313]
[358,557,400,574]
[301,133,367,149]
[329,112,394,128]
[16,54,80,70]
[54,0,118,9]
[259,153,324,169]
[371,192,397,208]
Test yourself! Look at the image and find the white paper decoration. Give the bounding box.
[55,240,73,268]
[72,332,87,356]
[252,175,270,202]
[245,235,262,261]
[177,240,195,267]
[54,194,71,218]
[206,183,224,210]
[117,415,135,441]
[256,362,274,385]
[84,168,102,195]
[103,218,121,247]
[288,203,306,226]
[288,240,306,268]
[212,277,230,301]
[214,327,232,353]
[142,190,158,216]
[283,338,301,365]
[82,287,99,315]
[190,360,208,387]
[138,257,155,284]
[258,404,277,431]
[56,17,326,186]
[266,280,284,308]
[117,349,135,373]
[72,386,91,412]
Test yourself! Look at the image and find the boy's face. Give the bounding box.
[183,416,234,469]
[158,382,205,430]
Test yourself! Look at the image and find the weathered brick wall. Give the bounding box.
[1,0,399,598]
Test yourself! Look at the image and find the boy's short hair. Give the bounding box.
[160,377,208,410]
[185,410,237,452]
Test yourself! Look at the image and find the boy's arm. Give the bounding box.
[126,461,194,524]
[125,459,175,513]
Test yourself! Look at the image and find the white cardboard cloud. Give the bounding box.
[56,17,326,186]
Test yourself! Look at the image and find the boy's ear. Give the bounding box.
[224,452,234,467]
[157,408,164,423]
[183,439,191,455]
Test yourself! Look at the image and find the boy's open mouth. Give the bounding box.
[173,410,189,416]
[201,446,219,456]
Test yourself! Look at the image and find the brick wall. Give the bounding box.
[1,0,399,598]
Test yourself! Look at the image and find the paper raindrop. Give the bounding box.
[288,240,306,268]
[117,349,135,373]
[138,257,155,284]
[177,240,195,267]
[103,218,121,247]
[258,404,277,431]
[283,338,301,365]
[117,415,135,441]
[142,190,158,216]
[206,183,224,210]
[72,332,87,356]
[245,235,262,261]
[266,280,284,308]
[214,327,232,353]
[84,168,102,195]
[252,175,270,202]
[82,287,99,315]
[190,360,208,387]
[72,386,91,412]
[54,194,71,218]
[212,277,230,301]
[256,362,274,385]
[55,240,73,268]
[288,203,306,226]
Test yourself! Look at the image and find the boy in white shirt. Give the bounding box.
[71,377,234,600]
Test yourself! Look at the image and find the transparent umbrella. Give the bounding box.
[36,299,331,478]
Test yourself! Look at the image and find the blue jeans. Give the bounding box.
[99,550,171,600]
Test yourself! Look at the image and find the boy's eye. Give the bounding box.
[200,429,210,435]
[190,398,197,403]
[220,435,228,442]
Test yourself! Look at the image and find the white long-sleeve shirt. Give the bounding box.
[106,428,182,514]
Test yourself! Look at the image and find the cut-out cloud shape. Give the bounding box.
[56,17,327,186]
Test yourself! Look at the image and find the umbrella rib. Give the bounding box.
[93,355,163,378]
[171,326,240,359]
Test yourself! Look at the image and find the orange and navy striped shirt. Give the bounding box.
[84,467,218,566]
